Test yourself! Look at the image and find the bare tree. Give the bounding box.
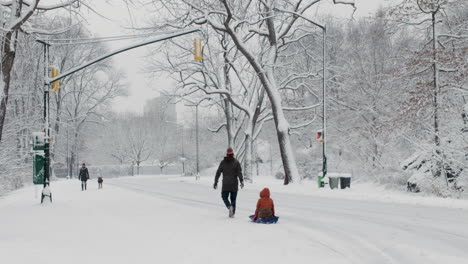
[124,115,153,175]
[388,0,468,190]
[0,0,82,143]
[142,0,356,183]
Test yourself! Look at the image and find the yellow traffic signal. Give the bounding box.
[194,38,202,61]
[49,66,60,92]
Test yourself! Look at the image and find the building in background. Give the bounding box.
[143,96,177,123]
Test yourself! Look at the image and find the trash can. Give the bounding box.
[329,177,339,189]
[340,174,352,189]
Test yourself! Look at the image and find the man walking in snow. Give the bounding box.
[214,147,244,218]
[79,163,90,191]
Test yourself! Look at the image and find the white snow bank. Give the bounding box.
[177,174,468,210]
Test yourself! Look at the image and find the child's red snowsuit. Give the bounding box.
[254,188,275,219]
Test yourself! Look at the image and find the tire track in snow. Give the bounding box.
[108,179,356,263]
[109,177,468,263]
[109,179,398,263]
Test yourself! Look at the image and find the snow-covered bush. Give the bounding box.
[402,150,465,197]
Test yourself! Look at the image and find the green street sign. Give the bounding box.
[32,132,45,151]
[33,153,45,185]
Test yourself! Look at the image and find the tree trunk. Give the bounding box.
[222,39,234,148]
[0,31,18,143]
[224,100,234,147]
[244,128,253,182]
[244,88,266,183]
[222,9,300,184]
[69,149,75,178]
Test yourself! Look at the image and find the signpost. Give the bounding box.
[32,132,45,185]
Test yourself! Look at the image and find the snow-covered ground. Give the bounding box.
[1,175,468,264]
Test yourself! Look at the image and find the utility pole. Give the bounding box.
[322,25,327,186]
[66,119,69,178]
[182,97,225,180]
[181,122,186,176]
[32,29,203,200]
[37,39,52,197]
[195,104,200,180]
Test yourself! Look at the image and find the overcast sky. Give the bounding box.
[83,0,392,114]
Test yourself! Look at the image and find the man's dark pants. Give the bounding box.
[221,191,238,214]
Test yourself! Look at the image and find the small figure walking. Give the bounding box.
[79,163,90,191]
[98,176,103,189]
[214,147,244,218]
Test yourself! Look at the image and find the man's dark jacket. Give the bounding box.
[215,156,243,192]
[79,167,90,181]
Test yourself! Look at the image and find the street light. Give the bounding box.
[164,120,185,176]
[65,115,87,179]
[183,97,227,181]
[185,97,210,181]
[273,8,327,186]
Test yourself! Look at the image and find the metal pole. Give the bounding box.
[432,9,440,149]
[322,27,327,181]
[181,124,185,176]
[66,120,69,178]
[45,28,202,84]
[76,137,79,178]
[196,104,200,180]
[43,42,50,190]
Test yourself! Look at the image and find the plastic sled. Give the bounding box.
[249,215,279,224]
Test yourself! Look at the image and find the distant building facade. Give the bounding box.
[143,96,177,123]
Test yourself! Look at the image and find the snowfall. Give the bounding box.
[1,174,468,264]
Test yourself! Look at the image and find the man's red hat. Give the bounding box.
[226,147,234,155]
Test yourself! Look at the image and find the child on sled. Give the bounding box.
[251,188,278,223]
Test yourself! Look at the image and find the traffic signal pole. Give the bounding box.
[35,28,202,202]
[45,28,202,85]
[322,26,327,185]
[39,40,51,192]
[38,40,52,203]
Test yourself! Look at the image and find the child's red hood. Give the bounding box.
[260,188,270,198]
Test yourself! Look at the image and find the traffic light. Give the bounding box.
[49,66,60,92]
[194,38,202,61]
[316,130,323,142]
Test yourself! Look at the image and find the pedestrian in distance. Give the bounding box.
[79,163,90,191]
[98,176,103,189]
[214,147,244,218]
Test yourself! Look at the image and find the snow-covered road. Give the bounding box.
[110,176,468,264]
[1,175,468,264]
